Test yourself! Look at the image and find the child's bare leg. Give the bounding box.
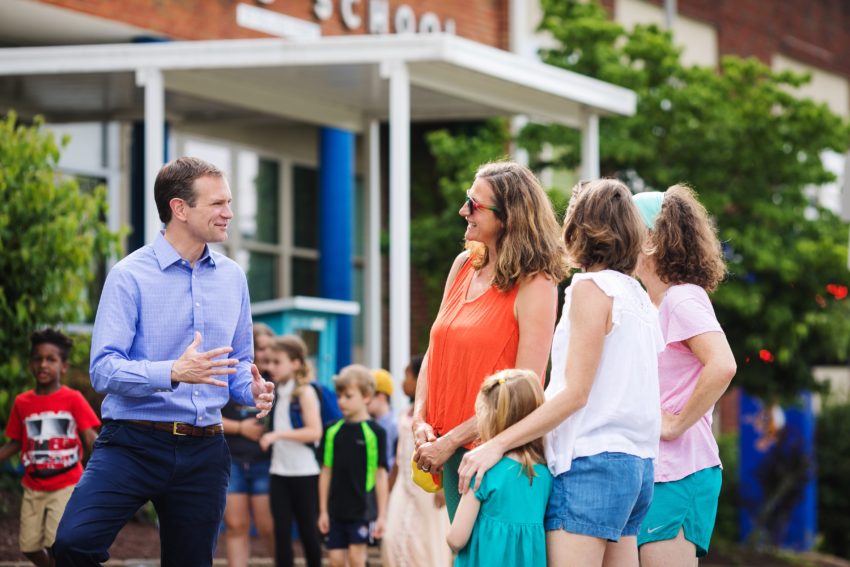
[328,548,347,567]
[347,543,368,567]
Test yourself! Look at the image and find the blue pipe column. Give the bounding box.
[319,127,354,369]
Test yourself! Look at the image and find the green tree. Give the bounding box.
[0,112,121,424]
[519,0,850,400]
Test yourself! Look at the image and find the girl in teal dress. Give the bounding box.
[447,369,552,566]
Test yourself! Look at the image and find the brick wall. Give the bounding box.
[36,0,509,48]
[631,0,850,78]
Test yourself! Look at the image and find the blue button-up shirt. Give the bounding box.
[90,232,255,425]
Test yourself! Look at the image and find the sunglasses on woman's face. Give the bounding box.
[465,191,502,217]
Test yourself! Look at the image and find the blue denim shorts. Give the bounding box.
[545,452,654,541]
[227,460,271,495]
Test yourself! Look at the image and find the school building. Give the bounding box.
[1,0,848,396]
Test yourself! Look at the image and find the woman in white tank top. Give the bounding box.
[458,180,664,567]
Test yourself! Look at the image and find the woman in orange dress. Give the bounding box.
[412,161,565,519]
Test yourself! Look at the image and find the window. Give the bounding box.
[179,137,283,302]
[292,165,320,296]
[47,121,122,323]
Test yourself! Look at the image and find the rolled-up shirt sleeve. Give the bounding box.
[90,267,176,397]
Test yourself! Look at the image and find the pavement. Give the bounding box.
[0,548,387,566]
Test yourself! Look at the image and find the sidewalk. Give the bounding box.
[0,561,277,567]
[0,548,386,566]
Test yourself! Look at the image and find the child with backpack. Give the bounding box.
[447,369,552,566]
[317,364,388,567]
[259,335,324,567]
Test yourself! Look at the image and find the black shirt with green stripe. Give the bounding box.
[321,419,387,522]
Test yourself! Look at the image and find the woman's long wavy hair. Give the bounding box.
[651,184,726,292]
[476,369,546,483]
[466,161,566,291]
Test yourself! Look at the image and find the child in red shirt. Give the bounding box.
[0,328,100,567]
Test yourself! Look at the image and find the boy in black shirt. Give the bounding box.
[318,364,388,567]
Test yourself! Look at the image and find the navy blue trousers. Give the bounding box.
[53,421,230,567]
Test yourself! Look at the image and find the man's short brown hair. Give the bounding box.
[154,157,224,225]
[334,364,375,397]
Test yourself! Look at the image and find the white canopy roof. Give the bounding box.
[0,33,634,128]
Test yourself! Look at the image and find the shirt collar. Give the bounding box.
[153,231,216,270]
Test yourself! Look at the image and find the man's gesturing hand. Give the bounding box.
[251,364,275,419]
[170,332,237,387]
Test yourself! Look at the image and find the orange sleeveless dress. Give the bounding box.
[426,259,520,443]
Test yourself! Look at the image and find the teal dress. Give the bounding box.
[455,457,552,567]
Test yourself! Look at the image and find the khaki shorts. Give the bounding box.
[19,485,75,553]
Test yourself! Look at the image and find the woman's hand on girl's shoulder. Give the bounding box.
[457,439,504,493]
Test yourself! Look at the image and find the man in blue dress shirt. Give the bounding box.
[54,157,275,567]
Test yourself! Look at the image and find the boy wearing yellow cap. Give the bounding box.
[368,369,398,473]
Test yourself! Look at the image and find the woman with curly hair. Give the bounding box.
[412,161,565,520]
[632,185,737,565]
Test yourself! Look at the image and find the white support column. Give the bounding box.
[664,0,677,30]
[136,67,165,245]
[509,0,530,166]
[106,121,122,270]
[364,119,382,370]
[383,60,411,396]
[580,112,600,180]
[511,115,529,167]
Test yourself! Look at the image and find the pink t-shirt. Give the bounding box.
[655,284,723,482]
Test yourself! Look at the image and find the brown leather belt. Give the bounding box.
[120,419,223,437]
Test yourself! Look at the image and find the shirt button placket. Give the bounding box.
[191,265,205,424]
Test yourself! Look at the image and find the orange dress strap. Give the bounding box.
[426,260,520,443]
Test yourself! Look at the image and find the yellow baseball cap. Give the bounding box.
[372,368,394,396]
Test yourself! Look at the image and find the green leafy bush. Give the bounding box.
[816,400,850,558]
[0,112,121,426]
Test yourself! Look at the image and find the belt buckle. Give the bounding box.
[172,422,187,436]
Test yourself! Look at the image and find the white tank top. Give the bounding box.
[270,380,321,477]
[544,270,664,476]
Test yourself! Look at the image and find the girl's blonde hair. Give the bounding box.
[466,161,566,291]
[475,369,546,482]
[269,335,313,392]
[334,364,376,397]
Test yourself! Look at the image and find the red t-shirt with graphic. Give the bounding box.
[5,386,101,491]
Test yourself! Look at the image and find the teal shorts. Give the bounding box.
[637,466,722,557]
